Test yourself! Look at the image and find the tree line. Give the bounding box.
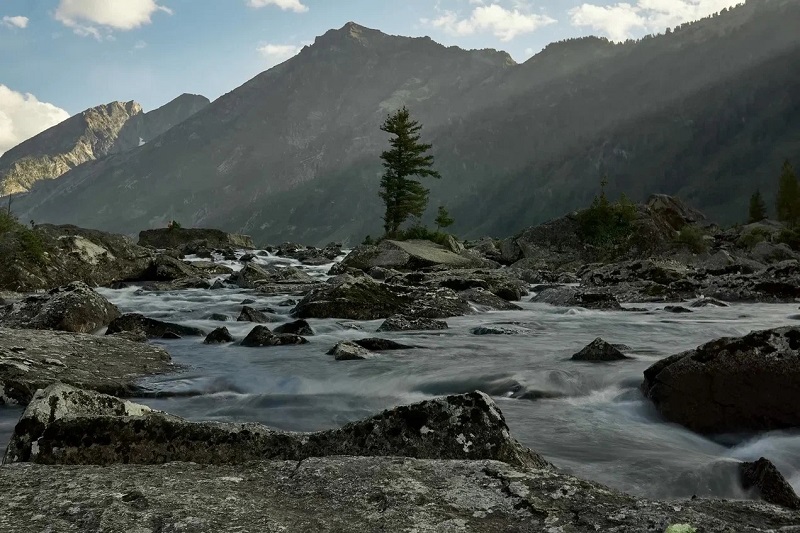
[748,159,797,225]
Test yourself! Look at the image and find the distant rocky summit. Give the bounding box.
[0,94,208,196]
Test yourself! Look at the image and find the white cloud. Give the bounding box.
[427,4,556,42]
[257,43,302,66]
[2,16,29,29]
[247,0,309,13]
[0,85,70,157]
[570,0,744,41]
[55,0,172,39]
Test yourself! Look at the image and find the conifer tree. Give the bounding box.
[776,160,800,226]
[748,190,767,223]
[379,107,441,237]
[435,205,455,232]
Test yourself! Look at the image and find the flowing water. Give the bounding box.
[2,249,800,502]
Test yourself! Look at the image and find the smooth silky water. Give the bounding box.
[2,250,798,502]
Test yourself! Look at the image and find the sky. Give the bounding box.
[0,0,745,156]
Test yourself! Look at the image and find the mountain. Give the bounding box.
[0,94,209,196]
[9,0,800,244]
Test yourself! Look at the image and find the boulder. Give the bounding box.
[204,327,234,344]
[531,286,622,310]
[106,313,205,339]
[664,306,693,314]
[138,228,254,250]
[0,458,796,533]
[0,282,119,333]
[240,326,308,347]
[337,240,476,273]
[740,458,800,509]
[459,288,523,311]
[237,306,271,323]
[572,338,630,362]
[292,276,412,320]
[471,326,527,336]
[137,254,204,281]
[232,263,317,291]
[353,338,412,351]
[328,341,372,360]
[377,315,448,332]
[388,269,528,302]
[272,319,314,336]
[4,385,545,469]
[690,297,729,308]
[0,329,170,405]
[642,327,800,433]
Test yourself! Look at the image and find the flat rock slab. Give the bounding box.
[0,457,797,533]
[0,329,172,405]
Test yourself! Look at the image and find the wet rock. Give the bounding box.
[272,319,314,336]
[106,313,205,339]
[232,263,314,289]
[690,297,729,308]
[204,327,234,344]
[354,338,413,351]
[665,305,693,313]
[0,329,170,405]
[293,276,411,320]
[388,269,528,302]
[531,286,622,310]
[237,306,271,323]
[210,279,226,290]
[377,315,448,332]
[740,458,800,509]
[241,298,257,305]
[277,298,298,307]
[107,330,148,343]
[240,253,256,262]
[328,341,372,360]
[4,386,545,469]
[642,326,800,433]
[138,228,254,250]
[0,281,119,333]
[572,338,631,362]
[459,288,523,311]
[161,331,182,340]
[240,326,308,347]
[137,254,204,282]
[337,240,476,273]
[207,313,229,321]
[471,326,526,336]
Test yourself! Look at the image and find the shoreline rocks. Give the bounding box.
[138,227,254,250]
[106,313,205,339]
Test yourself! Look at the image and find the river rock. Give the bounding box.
[377,315,448,332]
[137,254,204,281]
[664,306,693,313]
[204,327,234,344]
[106,313,205,339]
[328,341,372,360]
[0,458,797,533]
[388,269,528,301]
[292,276,411,320]
[138,227,254,250]
[531,286,622,310]
[240,326,308,347]
[642,326,800,433]
[0,329,171,405]
[354,338,412,351]
[572,338,630,362]
[0,281,119,333]
[232,263,314,290]
[459,288,523,310]
[335,239,476,273]
[740,458,800,509]
[272,319,314,336]
[690,297,729,308]
[237,306,271,323]
[471,325,527,336]
[4,385,545,468]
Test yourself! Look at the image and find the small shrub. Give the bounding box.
[675,225,708,254]
[0,212,46,265]
[362,235,375,246]
[777,227,800,251]
[396,224,452,247]
[736,227,771,250]
[576,192,637,250]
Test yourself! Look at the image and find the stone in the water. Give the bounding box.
[377,315,448,332]
[664,305,693,313]
[690,297,729,308]
[354,338,412,351]
[273,319,314,336]
[161,331,182,340]
[237,306,271,323]
[532,286,622,310]
[642,326,800,433]
[459,288,522,311]
[207,313,229,321]
[0,281,119,333]
[740,457,800,509]
[240,325,307,347]
[471,325,526,336]
[204,327,234,344]
[328,341,372,360]
[572,338,630,362]
[106,313,205,339]
[241,298,257,305]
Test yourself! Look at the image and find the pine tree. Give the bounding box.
[379,107,441,237]
[435,205,455,232]
[748,190,767,223]
[776,160,800,226]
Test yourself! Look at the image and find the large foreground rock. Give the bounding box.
[740,458,800,509]
[105,313,205,339]
[0,459,797,532]
[138,227,254,249]
[4,385,544,468]
[0,282,119,333]
[642,326,800,433]
[0,329,171,405]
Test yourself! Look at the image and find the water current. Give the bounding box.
[2,249,799,502]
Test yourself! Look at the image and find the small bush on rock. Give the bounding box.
[0,211,46,265]
[737,227,772,250]
[675,225,708,254]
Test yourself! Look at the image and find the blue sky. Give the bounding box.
[0,0,742,154]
